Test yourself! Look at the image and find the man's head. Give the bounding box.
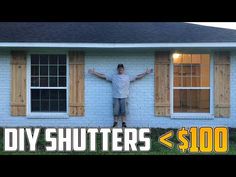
[117,64,125,74]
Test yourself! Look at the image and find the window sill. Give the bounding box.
[27,113,69,119]
[171,113,214,120]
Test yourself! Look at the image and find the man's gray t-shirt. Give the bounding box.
[106,74,136,98]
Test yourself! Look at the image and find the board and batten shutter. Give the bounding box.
[214,52,230,118]
[69,51,85,116]
[11,51,27,116]
[155,52,170,116]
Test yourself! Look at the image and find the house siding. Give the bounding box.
[0,50,236,128]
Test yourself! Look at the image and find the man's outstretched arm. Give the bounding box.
[133,68,153,81]
[88,68,107,80]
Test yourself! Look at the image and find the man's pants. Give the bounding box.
[113,98,128,122]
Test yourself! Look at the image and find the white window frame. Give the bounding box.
[26,51,70,119]
[170,52,214,119]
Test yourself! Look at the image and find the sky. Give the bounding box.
[189,22,236,30]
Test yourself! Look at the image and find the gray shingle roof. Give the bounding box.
[0,22,236,43]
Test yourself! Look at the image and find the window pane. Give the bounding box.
[182,65,191,76]
[49,66,57,76]
[182,77,191,87]
[182,54,191,64]
[59,66,66,76]
[59,77,66,87]
[49,77,58,87]
[191,90,210,112]
[173,54,210,88]
[174,90,190,112]
[31,54,67,88]
[50,90,59,100]
[174,89,180,111]
[201,78,210,87]
[31,89,66,113]
[192,54,201,64]
[172,54,211,114]
[49,55,58,64]
[174,77,181,87]
[59,101,66,112]
[31,89,40,99]
[59,90,66,111]
[31,77,39,87]
[200,66,210,87]
[40,66,48,76]
[41,90,49,100]
[40,55,48,64]
[31,100,40,112]
[174,65,182,77]
[40,77,48,87]
[31,54,67,113]
[192,77,200,87]
[31,55,40,64]
[50,101,59,112]
[31,89,40,112]
[59,90,66,100]
[192,65,200,77]
[59,55,66,64]
[31,66,39,76]
[174,89,210,113]
[201,54,210,66]
[41,100,49,112]
[180,90,191,112]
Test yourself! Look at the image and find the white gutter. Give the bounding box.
[1,42,236,48]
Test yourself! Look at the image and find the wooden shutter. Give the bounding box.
[214,52,230,118]
[69,51,85,116]
[155,52,170,116]
[11,51,27,116]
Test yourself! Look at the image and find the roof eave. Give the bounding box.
[1,42,236,48]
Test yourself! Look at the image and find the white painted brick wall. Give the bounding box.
[0,50,236,128]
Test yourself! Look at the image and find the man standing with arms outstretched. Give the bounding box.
[88,64,153,128]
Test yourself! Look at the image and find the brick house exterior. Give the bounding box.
[0,22,235,128]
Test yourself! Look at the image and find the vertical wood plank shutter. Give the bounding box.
[11,51,27,116]
[214,52,230,118]
[69,51,85,116]
[155,52,170,116]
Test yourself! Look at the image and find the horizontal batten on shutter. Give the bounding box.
[155,52,170,117]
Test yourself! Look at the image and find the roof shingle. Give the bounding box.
[0,22,236,43]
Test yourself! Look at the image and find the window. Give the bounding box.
[30,54,67,113]
[173,54,210,113]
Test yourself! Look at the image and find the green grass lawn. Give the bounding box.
[0,128,235,155]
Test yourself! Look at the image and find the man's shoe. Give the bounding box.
[122,122,127,128]
[113,122,118,128]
